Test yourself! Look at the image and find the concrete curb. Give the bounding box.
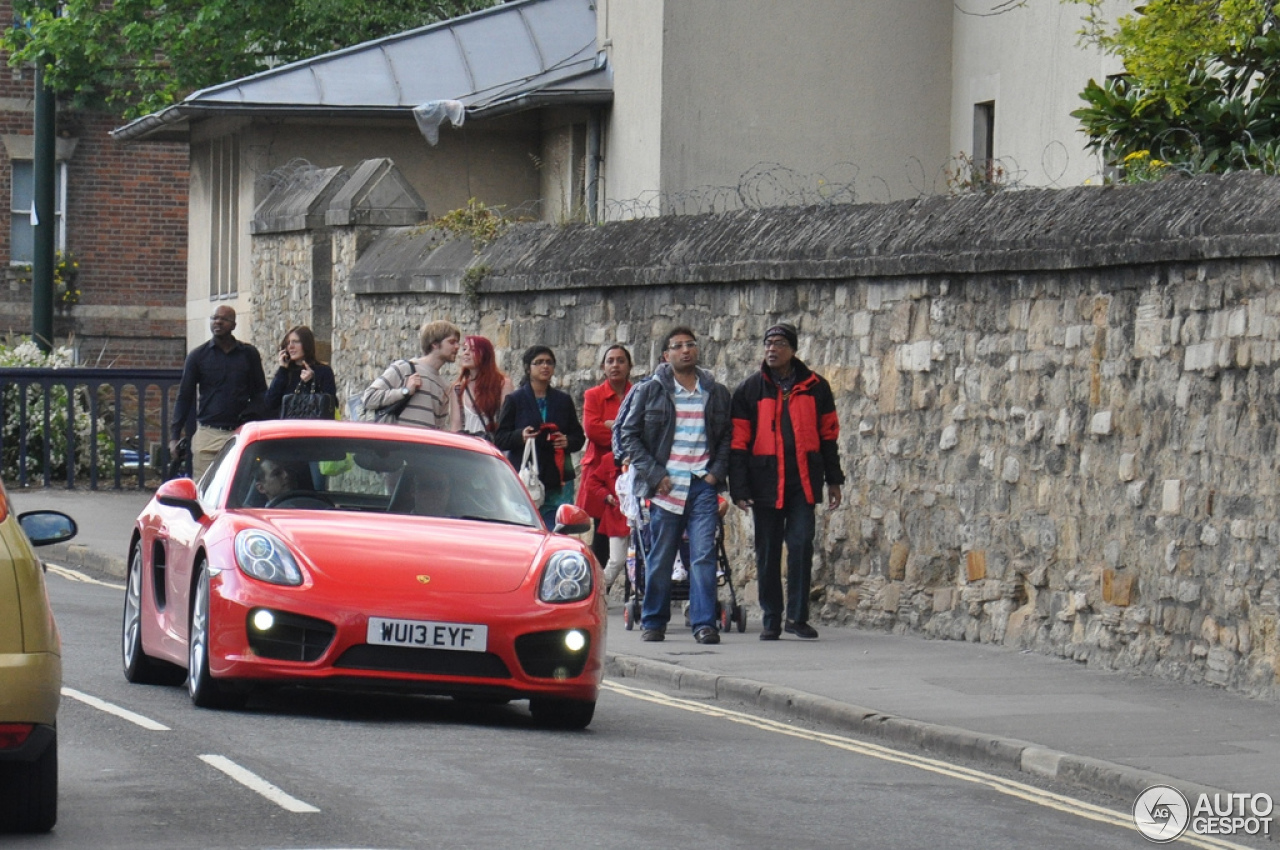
[606,653,1231,805]
[43,543,127,579]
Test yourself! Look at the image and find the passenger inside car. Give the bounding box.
[388,466,455,517]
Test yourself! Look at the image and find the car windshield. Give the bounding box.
[225,436,541,527]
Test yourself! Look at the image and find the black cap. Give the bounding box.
[764,322,799,350]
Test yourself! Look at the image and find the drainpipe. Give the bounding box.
[585,108,601,224]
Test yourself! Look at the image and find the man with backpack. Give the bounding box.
[363,320,460,429]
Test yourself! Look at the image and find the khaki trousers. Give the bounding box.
[191,425,234,480]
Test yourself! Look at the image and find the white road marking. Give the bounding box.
[46,563,125,590]
[603,680,1253,850]
[61,687,170,731]
[199,754,321,813]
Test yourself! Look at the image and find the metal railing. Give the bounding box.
[0,367,185,490]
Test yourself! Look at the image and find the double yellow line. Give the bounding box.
[603,680,1253,850]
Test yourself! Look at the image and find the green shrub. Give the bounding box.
[0,338,115,480]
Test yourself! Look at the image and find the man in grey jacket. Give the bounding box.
[617,326,732,644]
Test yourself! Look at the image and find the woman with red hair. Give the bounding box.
[450,335,514,437]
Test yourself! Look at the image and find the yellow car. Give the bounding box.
[0,479,76,833]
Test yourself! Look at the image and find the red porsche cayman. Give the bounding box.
[121,420,605,729]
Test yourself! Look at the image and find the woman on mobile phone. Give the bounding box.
[265,325,337,417]
[494,345,585,528]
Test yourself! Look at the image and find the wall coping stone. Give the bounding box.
[252,164,349,234]
[325,157,428,227]
[466,173,1280,292]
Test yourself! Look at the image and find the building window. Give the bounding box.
[9,160,66,264]
[209,135,240,299]
[973,101,995,172]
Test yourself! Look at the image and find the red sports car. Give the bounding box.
[121,420,605,729]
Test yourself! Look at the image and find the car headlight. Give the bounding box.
[539,550,593,603]
[234,529,303,586]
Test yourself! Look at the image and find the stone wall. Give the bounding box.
[255,171,1280,698]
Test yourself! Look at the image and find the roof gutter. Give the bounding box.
[112,104,432,143]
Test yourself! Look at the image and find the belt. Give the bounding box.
[197,423,236,432]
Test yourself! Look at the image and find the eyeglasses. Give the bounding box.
[530,359,556,367]
[763,339,791,349]
[667,341,698,351]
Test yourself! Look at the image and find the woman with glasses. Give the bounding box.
[494,345,586,527]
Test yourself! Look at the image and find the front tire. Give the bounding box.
[528,698,596,730]
[122,546,182,685]
[188,566,246,710]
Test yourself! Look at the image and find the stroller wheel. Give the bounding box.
[624,599,640,630]
[719,605,731,634]
[733,604,747,633]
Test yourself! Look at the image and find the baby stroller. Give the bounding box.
[618,484,746,634]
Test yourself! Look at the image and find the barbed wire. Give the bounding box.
[601,155,1066,221]
[266,142,1275,230]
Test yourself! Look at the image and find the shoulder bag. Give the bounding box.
[519,438,545,506]
[464,385,497,442]
[281,381,337,420]
[374,360,414,423]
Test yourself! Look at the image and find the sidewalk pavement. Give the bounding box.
[14,485,1280,809]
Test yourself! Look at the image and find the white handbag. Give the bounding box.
[519,439,546,506]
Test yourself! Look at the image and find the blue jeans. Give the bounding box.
[752,496,816,630]
[641,477,719,632]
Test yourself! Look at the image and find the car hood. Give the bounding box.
[248,512,552,594]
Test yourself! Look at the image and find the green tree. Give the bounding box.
[3,0,499,120]
[1065,0,1280,177]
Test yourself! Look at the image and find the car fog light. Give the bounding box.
[252,609,275,632]
[564,629,586,652]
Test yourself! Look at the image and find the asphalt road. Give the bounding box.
[0,566,1200,850]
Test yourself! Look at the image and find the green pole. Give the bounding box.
[32,64,56,353]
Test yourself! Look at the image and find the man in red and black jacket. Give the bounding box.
[729,323,844,641]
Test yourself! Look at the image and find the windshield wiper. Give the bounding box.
[452,515,534,527]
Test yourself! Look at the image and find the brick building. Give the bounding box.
[0,0,188,368]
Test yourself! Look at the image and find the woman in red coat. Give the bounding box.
[579,344,633,590]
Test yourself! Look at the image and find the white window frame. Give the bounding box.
[9,159,67,265]
[209,135,240,299]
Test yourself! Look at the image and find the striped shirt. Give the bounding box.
[651,380,710,515]
[363,359,450,429]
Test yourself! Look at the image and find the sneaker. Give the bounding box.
[759,627,781,641]
[693,626,720,645]
[672,566,688,582]
[784,620,818,640]
[641,628,665,642]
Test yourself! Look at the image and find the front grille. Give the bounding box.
[335,645,512,679]
[514,630,591,679]
[245,610,336,662]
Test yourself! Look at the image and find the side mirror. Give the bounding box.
[18,510,77,546]
[552,503,592,535]
[156,478,205,521]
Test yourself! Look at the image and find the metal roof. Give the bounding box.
[113,0,609,142]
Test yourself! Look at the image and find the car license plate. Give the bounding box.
[367,617,488,652]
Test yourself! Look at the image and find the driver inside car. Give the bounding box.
[253,458,313,504]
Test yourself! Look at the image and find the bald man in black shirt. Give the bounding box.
[170,305,267,479]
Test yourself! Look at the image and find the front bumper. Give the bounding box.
[205,569,605,701]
